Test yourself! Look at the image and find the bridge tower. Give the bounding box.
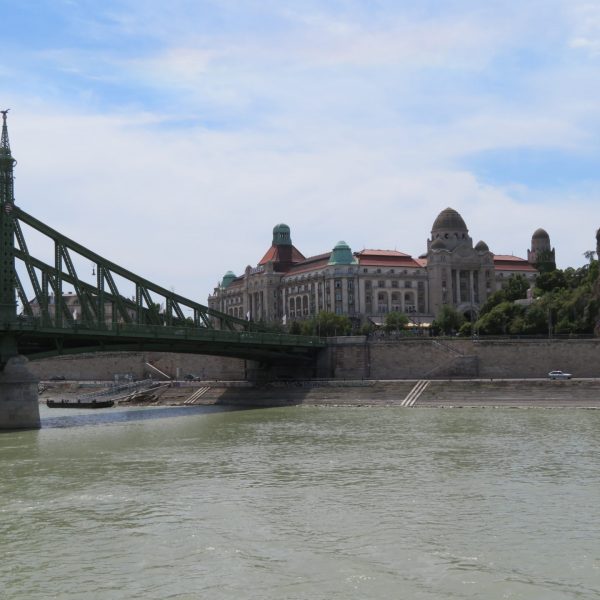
[0,111,40,430]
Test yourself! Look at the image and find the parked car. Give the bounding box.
[548,370,572,380]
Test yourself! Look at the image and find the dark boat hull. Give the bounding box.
[46,400,115,409]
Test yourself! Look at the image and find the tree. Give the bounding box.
[300,312,352,337]
[289,320,302,335]
[583,250,596,263]
[432,305,465,335]
[384,311,409,333]
[475,301,521,335]
[535,270,567,293]
[504,274,530,302]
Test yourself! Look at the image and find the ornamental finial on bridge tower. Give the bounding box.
[0,109,16,205]
[1,109,11,154]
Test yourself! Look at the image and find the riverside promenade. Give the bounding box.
[40,378,600,409]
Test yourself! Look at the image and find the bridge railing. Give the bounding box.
[8,315,325,347]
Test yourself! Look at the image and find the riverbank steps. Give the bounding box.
[39,378,600,409]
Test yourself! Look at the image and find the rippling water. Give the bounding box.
[1,405,599,599]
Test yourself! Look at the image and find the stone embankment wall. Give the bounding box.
[27,337,600,381]
[29,351,247,381]
[328,337,600,379]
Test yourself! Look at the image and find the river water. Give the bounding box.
[1,404,599,600]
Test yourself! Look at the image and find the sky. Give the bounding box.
[3,0,600,305]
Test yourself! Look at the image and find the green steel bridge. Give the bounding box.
[0,111,325,368]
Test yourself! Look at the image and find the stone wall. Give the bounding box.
[328,337,600,379]
[27,337,600,381]
[29,351,247,381]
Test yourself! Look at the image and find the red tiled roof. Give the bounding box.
[258,245,305,266]
[356,249,411,258]
[284,253,332,275]
[493,255,537,272]
[354,249,423,268]
[494,254,528,262]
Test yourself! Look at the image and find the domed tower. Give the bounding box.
[428,207,471,252]
[427,208,494,318]
[527,228,556,272]
[272,223,291,246]
[221,271,236,288]
[328,241,357,265]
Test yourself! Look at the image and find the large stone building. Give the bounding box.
[208,208,548,326]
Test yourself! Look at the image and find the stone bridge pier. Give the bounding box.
[0,338,40,431]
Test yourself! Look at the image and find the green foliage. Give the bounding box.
[432,305,465,335]
[504,274,530,301]
[480,274,530,316]
[358,321,376,336]
[297,312,352,337]
[288,320,302,335]
[458,322,473,337]
[474,261,600,336]
[534,270,567,293]
[476,301,524,335]
[384,311,409,333]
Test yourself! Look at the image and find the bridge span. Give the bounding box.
[0,112,324,429]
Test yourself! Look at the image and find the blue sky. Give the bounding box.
[3,0,600,302]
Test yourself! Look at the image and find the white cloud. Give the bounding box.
[568,1,600,56]
[4,1,600,307]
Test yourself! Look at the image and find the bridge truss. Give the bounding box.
[0,112,323,363]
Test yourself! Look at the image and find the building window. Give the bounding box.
[334,280,342,288]
[405,281,412,288]
[391,280,398,288]
[378,280,385,288]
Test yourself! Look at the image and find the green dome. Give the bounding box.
[272,223,291,246]
[221,271,236,288]
[328,241,357,265]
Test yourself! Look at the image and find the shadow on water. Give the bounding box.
[41,404,239,429]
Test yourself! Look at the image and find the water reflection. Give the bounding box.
[40,404,235,429]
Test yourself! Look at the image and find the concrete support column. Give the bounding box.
[0,355,40,430]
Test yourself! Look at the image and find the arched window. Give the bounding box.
[302,295,309,315]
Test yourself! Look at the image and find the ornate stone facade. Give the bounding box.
[208,208,547,325]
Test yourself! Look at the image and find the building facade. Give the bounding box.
[208,208,546,326]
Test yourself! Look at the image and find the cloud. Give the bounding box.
[568,1,600,56]
[4,0,600,305]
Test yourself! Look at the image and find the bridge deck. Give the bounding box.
[4,319,325,361]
